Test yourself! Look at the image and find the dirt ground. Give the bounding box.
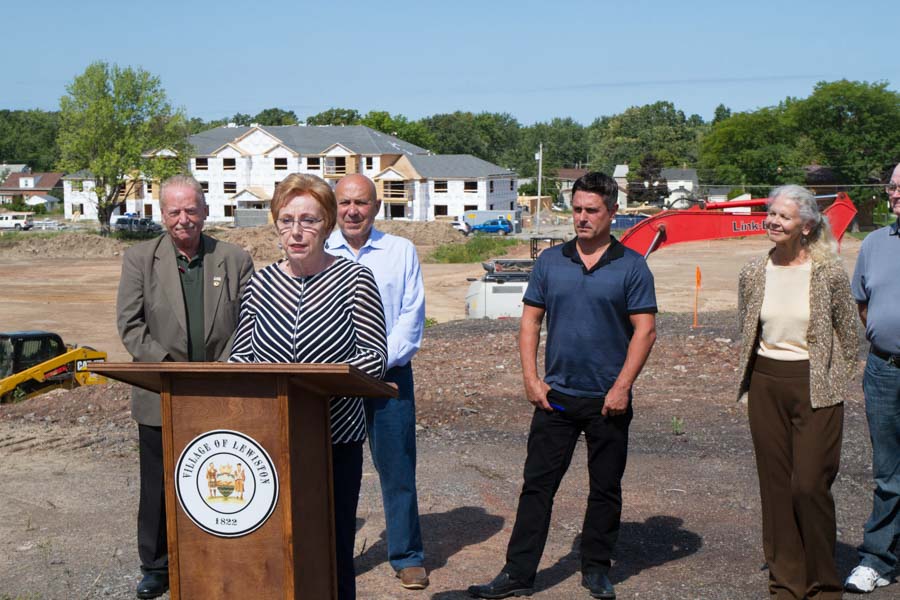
[2,230,893,600]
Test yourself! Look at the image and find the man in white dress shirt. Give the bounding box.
[326,174,429,590]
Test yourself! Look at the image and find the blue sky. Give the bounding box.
[7,0,898,125]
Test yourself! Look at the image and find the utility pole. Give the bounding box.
[535,142,543,234]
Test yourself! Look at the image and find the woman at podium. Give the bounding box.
[230,173,388,600]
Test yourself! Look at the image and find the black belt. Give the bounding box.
[871,346,900,367]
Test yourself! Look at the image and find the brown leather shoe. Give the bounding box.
[397,566,429,590]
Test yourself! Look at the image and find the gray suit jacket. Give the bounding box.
[116,233,254,425]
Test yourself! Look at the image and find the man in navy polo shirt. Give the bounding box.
[845,162,900,594]
[469,172,657,600]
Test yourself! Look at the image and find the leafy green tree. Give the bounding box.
[230,112,253,126]
[186,116,228,134]
[511,118,587,199]
[788,80,900,185]
[627,153,669,205]
[0,109,61,172]
[252,107,299,126]
[588,101,705,174]
[420,111,487,157]
[698,106,804,195]
[360,111,435,149]
[306,108,361,126]
[420,111,523,167]
[58,61,191,233]
[712,104,732,124]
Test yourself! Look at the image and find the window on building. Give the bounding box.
[72,180,83,192]
[144,204,153,217]
[200,181,209,193]
[146,181,153,196]
[117,186,128,200]
[307,157,321,169]
[383,181,406,199]
[434,180,448,193]
[509,180,514,191]
[489,181,494,193]
[224,182,237,194]
[434,205,448,216]
[224,205,234,217]
[365,157,374,170]
[464,204,478,212]
[389,204,405,218]
[195,158,208,170]
[223,158,236,170]
[510,201,515,210]
[274,157,288,170]
[73,203,83,215]
[464,180,478,193]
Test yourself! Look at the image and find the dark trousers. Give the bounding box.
[137,424,168,574]
[332,440,363,600]
[504,390,632,584]
[749,356,843,599]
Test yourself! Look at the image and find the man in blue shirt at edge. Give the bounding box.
[844,163,900,595]
[469,172,657,600]
[326,174,429,591]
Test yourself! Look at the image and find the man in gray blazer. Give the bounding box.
[116,175,253,599]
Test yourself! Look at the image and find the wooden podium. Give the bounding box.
[91,362,396,600]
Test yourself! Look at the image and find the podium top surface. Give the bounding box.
[90,362,398,397]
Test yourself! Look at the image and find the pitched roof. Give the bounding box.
[0,172,63,191]
[661,168,698,182]
[404,154,514,179]
[556,168,588,181]
[189,125,429,157]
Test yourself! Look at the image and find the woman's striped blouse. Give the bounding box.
[229,257,388,444]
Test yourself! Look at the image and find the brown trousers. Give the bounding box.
[748,355,844,600]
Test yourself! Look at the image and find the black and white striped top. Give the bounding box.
[229,257,388,444]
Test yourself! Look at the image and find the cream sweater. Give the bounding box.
[758,260,811,361]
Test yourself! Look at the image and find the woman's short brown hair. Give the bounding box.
[270,173,336,232]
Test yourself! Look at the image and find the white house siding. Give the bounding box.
[63,179,156,221]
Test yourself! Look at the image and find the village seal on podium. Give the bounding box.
[175,429,278,538]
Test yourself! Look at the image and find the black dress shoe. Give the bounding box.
[136,571,169,599]
[582,571,615,599]
[467,571,534,598]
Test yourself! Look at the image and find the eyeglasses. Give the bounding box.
[276,216,324,232]
[885,183,900,194]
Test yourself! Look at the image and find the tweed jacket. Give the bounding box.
[736,252,858,408]
[116,233,254,425]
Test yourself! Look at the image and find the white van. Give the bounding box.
[0,212,34,231]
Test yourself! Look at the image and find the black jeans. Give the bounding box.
[505,390,632,584]
[137,424,168,574]
[332,440,364,600]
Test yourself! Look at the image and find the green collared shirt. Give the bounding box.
[175,239,205,362]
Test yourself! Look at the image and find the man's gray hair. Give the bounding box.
[160,175,206,208]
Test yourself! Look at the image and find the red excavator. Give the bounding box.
[619,192,857,257]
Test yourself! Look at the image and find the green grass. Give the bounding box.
[427,234,521,263]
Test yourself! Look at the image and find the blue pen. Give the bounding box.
[549,402,566,412]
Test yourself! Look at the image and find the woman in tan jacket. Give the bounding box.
[737,185,858,599]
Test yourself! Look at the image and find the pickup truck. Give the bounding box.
[470,218,512,235]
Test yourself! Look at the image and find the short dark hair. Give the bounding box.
[572,172,618,210]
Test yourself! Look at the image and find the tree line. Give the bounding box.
[1,60,897,229]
